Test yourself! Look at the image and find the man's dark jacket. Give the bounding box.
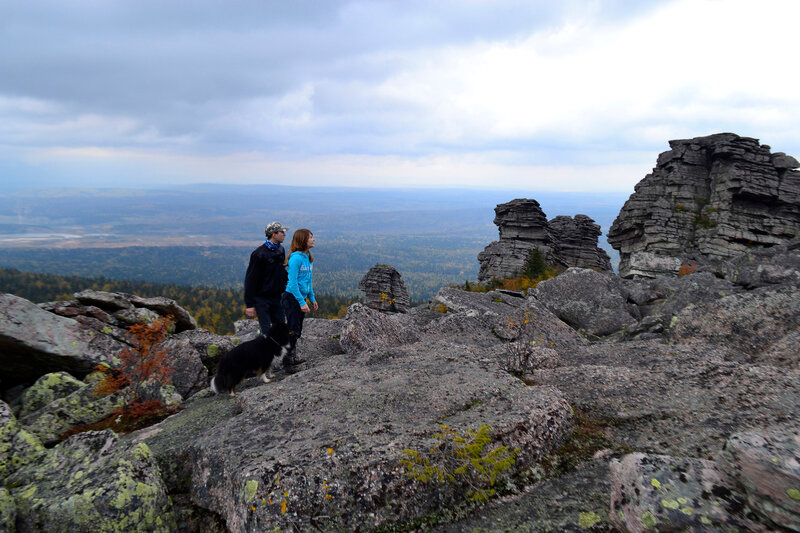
[244,244,288,306]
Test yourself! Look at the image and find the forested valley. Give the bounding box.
[0,267,359,334]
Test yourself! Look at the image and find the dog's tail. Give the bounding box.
[210,376,219,395]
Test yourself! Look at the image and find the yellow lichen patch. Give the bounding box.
[660,498,680,510]
[650,478,661,489]
[680,507,694,516]
[787,488,800,501]
[244,479,259,502]
[578,511,601,528]
[641,510,658,530]
[133,442,152,461]
[677,497,688,504]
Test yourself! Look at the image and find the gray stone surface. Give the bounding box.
[718,426,800,531]
[0,401,46,483]
[549,215,612,271]
[19,381,125,447]
[18,372,85,419]
[0,293,130,386]
[131,338,574,532]
[530,340,800,459]
[669,285,800,366]
[6,429,176,532]
[358,264,411,312]
[608,133,800,278]
[339,302,419,354]
[609,453,761,532]
[533,268,640,338]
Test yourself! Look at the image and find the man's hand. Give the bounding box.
[245,307,256,318]
[311,301,319,311]
[300,304,311,313]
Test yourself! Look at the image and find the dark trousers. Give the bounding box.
[253,296,285,336]
[281,292,305,350]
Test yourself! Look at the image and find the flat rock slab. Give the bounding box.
[531,341,800,458]
[132,339,573,532]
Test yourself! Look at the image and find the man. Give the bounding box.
[244,221,289,336]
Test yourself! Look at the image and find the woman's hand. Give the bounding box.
[245,307,256,318]
[300,304,311,313]
[311,301,319,311]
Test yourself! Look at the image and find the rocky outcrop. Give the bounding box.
[0,293,130,387]
[549,215,612,271]
[133,332,574,532]
[608,133,800,278]
[478,199,563,281]
[533,268,640,338]
[6,429,176,532]
[478,199,611,281]
[73,290,197,332]
[357,264,411,312]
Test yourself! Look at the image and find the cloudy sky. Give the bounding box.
[2,0,799,192]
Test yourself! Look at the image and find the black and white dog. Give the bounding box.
[210,322,291,397]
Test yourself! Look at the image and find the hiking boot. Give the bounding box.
[282,352,306,368]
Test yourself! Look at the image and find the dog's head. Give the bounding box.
[267,322,291,352]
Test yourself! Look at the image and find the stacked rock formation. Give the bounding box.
[478,199,610,281]
[549,215,612,271]
[357,264,411,312]
[608,133,800,278]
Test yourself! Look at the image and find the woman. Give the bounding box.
[281,228,318,368]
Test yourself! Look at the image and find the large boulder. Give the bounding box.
[1,401,47,483]
[19,382,125,447]
[339,303,419,354]
[6,430,176,532]
[0,293,130,387]
[358,264,411,312]
[610,453,759,532]
[426,287,585,352]
[133,338,574,532]
[74,289,197,332]
[18,372,85,419]
[532,268,640,338]
[157,329,232,398]
[608,133,800,278]
[718,426,800,531]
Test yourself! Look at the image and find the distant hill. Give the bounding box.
[0,185,626,295]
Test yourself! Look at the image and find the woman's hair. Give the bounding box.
[286,228,314,263]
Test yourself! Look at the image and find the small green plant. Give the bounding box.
[522,248,548,279]
[401,424,518,503]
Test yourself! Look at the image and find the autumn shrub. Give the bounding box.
[92,315,179,431]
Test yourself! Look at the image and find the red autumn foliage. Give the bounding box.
[94,315,175,417]
[678,263,698,277]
